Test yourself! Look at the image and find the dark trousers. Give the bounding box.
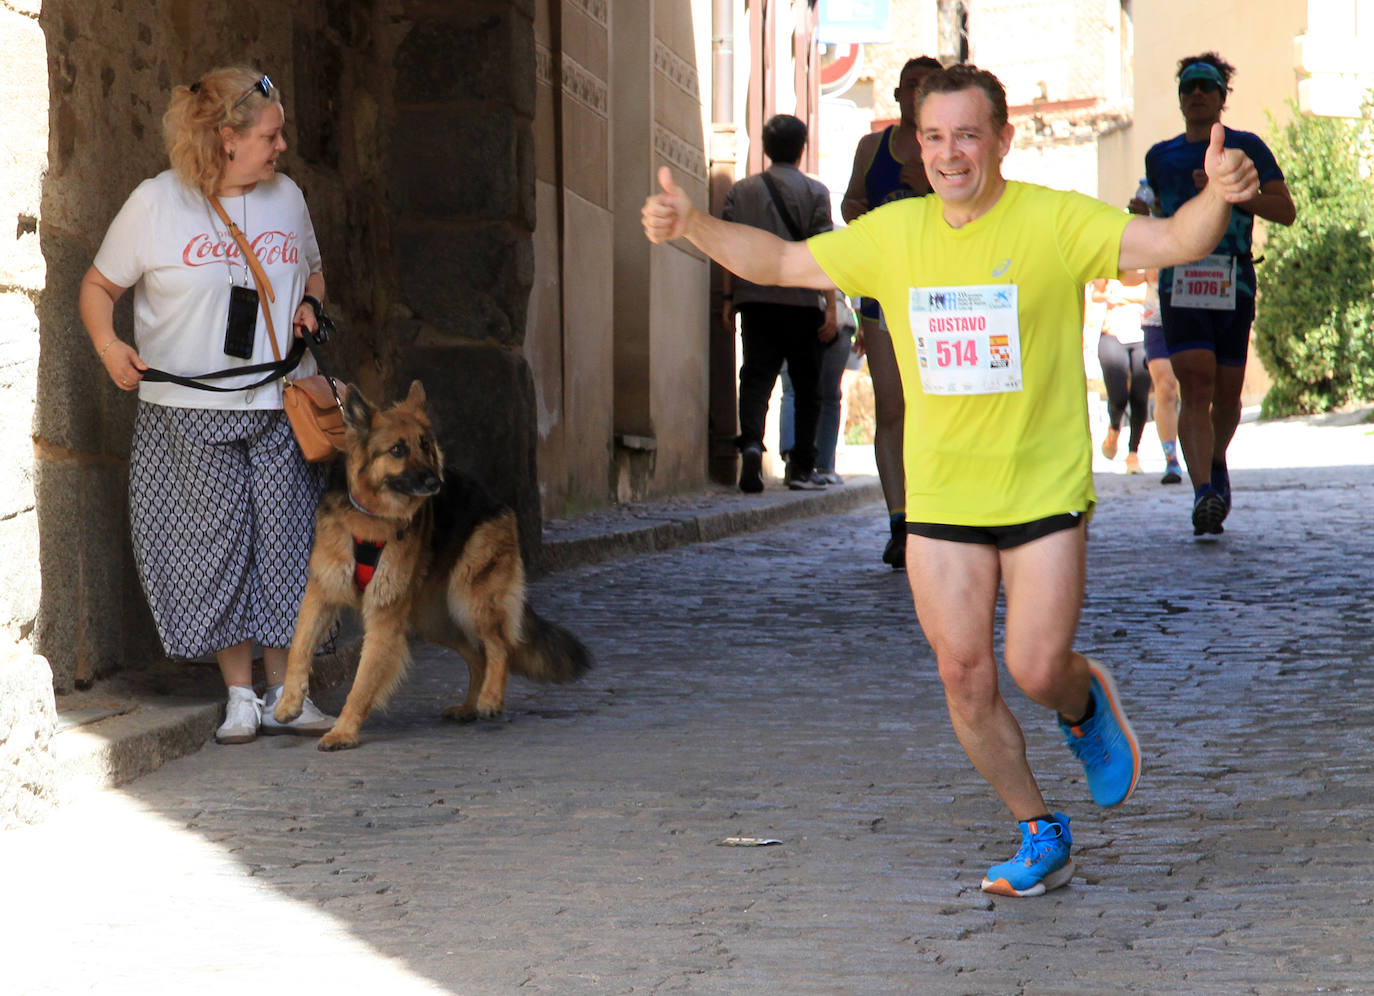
[1097,334,1152,452]
[737,303,825,477]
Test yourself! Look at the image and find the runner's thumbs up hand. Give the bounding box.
[642,166,694,243]
[1203,122,1260,204]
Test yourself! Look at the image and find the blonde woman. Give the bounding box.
[79,67,335,744]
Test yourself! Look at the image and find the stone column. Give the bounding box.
[526,0,615,518]
[385,2,542,558]
[611,0,710,501]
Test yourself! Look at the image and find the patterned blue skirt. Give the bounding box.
[128,403,326,660]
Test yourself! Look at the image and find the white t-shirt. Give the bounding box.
[93,170,323,410]
[1103,301,1146,345]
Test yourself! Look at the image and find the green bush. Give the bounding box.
[1253,98,1374,417]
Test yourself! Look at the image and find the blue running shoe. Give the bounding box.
[1060,660,1141,808]
[981,813,1073,897]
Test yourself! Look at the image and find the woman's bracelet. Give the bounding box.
[301,295,323,318]
[97,338,119,360]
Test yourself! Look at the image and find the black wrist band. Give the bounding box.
[301,294,323,318]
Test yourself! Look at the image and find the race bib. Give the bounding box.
[1171,254,1236,311]
[909,285,1022,395]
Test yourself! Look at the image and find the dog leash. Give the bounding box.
[140,196,343,411]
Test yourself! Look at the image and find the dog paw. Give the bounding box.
[317,731,359,751]
[273,700,303,724]
[475,695,507,719]
[442,704,479,723]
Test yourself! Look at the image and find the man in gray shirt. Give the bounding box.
[722,114,837,492]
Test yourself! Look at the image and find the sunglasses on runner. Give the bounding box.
[1178,78,1222,96]
[232,75,275,109]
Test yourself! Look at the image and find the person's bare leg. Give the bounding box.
[1170,348,1218,490]
[1147,357,1179,448]
[905,535,1048,820]
[999,522,1092,723]
[863,316,906,517]
[1210,364,1246,467]
[216,639,254,689]
[262,646,288,686]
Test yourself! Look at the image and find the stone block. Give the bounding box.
[388,108,533,225]
[393,8,535,117]
[33,228,136,458]
[0,292,39,521]
[0,512,40,633]
[289,29,345,170]
[34,458,159,693]
[0,641,58,829]
[392,220,533,347]
[322,0,373,48]
[0,4,47,290]
[393,344,542,565]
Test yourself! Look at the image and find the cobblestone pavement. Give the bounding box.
[9,421,1374,995]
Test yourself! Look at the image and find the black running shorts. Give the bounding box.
[1160,293,1255,367]
[907,512,1084,551]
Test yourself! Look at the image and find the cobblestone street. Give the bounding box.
[8,421,1374,995]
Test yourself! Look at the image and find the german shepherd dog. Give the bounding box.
[273,380,592,751]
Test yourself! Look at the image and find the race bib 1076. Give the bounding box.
[1170,254,1236,311]
[909,284,1022,395]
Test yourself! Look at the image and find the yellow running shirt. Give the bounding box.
[808,181,1130,526]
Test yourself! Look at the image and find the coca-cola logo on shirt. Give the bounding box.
[183,229,300,267]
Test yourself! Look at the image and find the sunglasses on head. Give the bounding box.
[1179,78,1222,95]
[232,75,274,109]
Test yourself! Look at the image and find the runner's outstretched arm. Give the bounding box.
[1119,122,1260,272]
[641,166,836,292]
[1237,178,1296,226]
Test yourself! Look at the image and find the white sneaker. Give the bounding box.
[260,684,337,737]
[216,685,262,744]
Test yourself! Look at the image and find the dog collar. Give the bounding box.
[347,490,408,541]
[348,491,379,516]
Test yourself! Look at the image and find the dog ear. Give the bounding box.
[342,384,375,435]
[404,379,427,408]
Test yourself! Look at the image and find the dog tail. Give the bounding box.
[512,607,592,683]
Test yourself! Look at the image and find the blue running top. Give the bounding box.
[859,126,929,320]
[864,125,927,208]
[1145,126,1284,300]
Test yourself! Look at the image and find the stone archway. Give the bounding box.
[27,0,539,695]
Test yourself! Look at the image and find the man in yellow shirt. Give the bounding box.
[642,64,1261,896]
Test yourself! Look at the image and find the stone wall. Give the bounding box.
[0,0,58,824]
[0,1,44,648]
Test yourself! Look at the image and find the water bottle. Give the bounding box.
[1134,178,1155,210]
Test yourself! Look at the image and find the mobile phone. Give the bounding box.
[223,284,259,358]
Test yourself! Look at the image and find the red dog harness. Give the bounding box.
[353,538,385,591]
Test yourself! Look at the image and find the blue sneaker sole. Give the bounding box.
[1087,660,1141,808]
[982,858,1074,898]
